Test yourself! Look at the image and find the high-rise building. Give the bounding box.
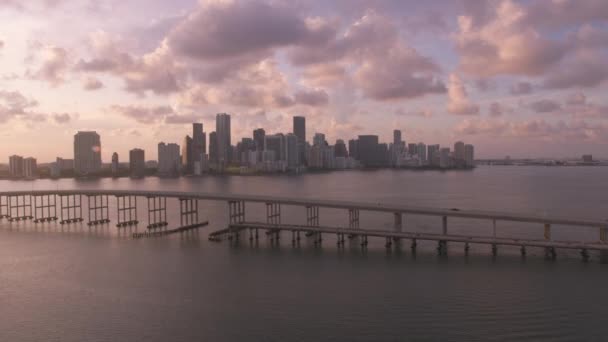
[56,158,74,172]
[182,135,193,174]
[417,143,427,164]
[427,144,440,167]
[393,130,402,146]
[313,133,326,147]
[407,143,418,157]
[74,131,101,176]
[265,134,285,161]
[285,133,299,169]
[129,148,145,178]
[357,135,381,167]
[23,157,37,179]
[334,139,348,158]
[465,144,475,168]
[216,113,231,167]
[348,139,358,159]
[192,122,206,158]
[253,128,265,151]
[209,132,218,164]
[8,155,24,178]
[158,142,181,176]
[439,148,451,168]
[293,116,306,143]
[111,152,119,175]
[454,141,465,167]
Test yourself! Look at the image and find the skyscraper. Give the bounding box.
[253,128,265,151]
[393,130,402,146]
[111,152,119,176]
[265,134,285,161]
[216,113,231,167]
[129,148,145,178]
[357,135,380,167]
[348,139,358,159]
[74,131,101,176]
[285,133,299,169]
[334,139,348,158]
[454,141,465,167]
[9,155,24,178]
[293,116,306,143]
[23,157,37,179]
[465,144,475,168]
[439,148,451,168]
[182,135,193,174]
[158,142,181,176]
[427,144,440,167]
[313,133,326,147]
[192,122,206,158]
[417,143,427,164]
[209,132,218,164]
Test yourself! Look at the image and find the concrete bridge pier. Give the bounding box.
[520,246,527,257]
[116,195,138,227]
[306,205,320,243]
[33,194,58,223]
[87,195,110,226]
[146,196,168,229]
[265,202,281,242]
[8,195,33,222]
[411,238,417,252]
[464,242,470,255]
[59,194,83,224]
[348,208,359,239]
[0,195,8,219]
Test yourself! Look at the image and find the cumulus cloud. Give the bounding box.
[27,46,70,86]
[52,112,72,124]
[447,73,479,115]
[566,93,587,106]
[509,81,533,95]
[294,89,329,106]
[529,99,562,113]
[111,104,175,124]
[489,102,504,117]
[83,76,103,91]
[542,51,608,89]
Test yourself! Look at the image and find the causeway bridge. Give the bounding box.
[0,189,607,262]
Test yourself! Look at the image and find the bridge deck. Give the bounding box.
[224,222,608,251]
[1,190,606,228]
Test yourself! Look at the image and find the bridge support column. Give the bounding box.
[59,194,83,224]
[306,205,321,245]
[116,195,138,227]
[438,216,448,255]
[228,200,246,241]
[87,195,110,226]
[33,194,58,223]
[520,246,527,257]
[266,202,281,241]
[8,195,33,222]
[146,196,168,229]
[543,223,554,259]
[179,198,199,227]
[600,225,608,263]
[0,195,9,219]
[348,208,359,239]
[581,249,590,262]
[464,242,470,255]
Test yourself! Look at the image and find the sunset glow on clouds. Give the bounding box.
[1,0,607,161]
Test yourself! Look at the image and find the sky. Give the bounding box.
[0,0,607,162]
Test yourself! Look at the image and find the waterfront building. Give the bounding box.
[265,134,285,162]
[439,148,451,168]
[9,155,24,178]
[417,143,427,164]
[348,139,358,159]
[428,144,440,167]
[313,133,326,147]
[253,128,265,151]
[407,143,418,157]
[182,135,193,174]
[158,142,181,176]
[74,131,101,176]
[334,139,348,158]
[454,141,466,167]
[393,130,402,146]
[129,148,145,178]
[192,123,206,163]
[111,152,119,176]
[357,135,384,167]
[293,116,306,143]
[208,132,217,165]
[465,144,475,168]
[285,133,299,169]
[23,157,37,179]
[216,113,231,167]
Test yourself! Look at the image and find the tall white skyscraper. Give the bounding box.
[74,131,102,176]
[216,113,231,167]
[23,157,37,179]
[9,155,24,178]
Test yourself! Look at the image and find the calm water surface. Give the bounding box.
[1,166,607,341]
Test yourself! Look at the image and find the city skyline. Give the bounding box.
[1,0,608,161]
